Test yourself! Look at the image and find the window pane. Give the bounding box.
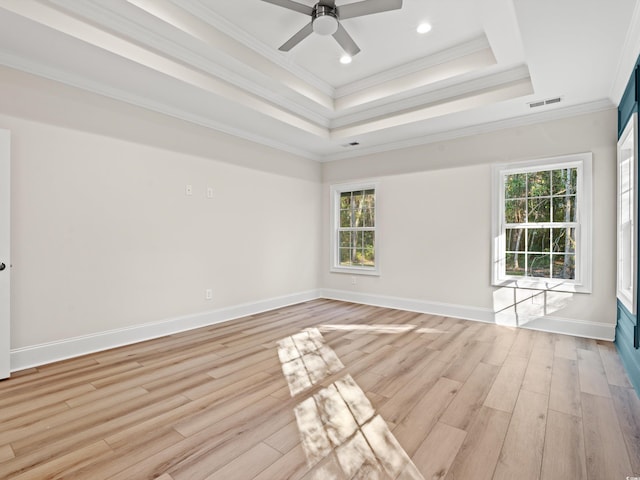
[506,228,525,252]
[352,248,364,266]
[505,173,527,198]
[339,231,351,248]
[362,208,375,227]
[552,254,575,279]
[620,159,631,192]
[352,191,364,207]
[552,228,575,253]
[363,231,374,247]
[363,231,375,266]
[506,253,525,276]
[494,156,590,289]
[621,191,631,222]
[340,192,351,209]
[528,198,551,222]
[552,168,577,195]
[528,171,551,197]
[340,209,351,228]
[339,248,352,266]
[621,222,633,289]
[353,205,366,227]
[352,230,361,249]
[552,196,576,222]
[334,186,377,270]
[364,189,375,208]
[528,254,550,277]
[528,228,551,252]
[505,199,527,223]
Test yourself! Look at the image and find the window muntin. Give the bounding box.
[492,153,592,293]
[617,112,637,313]
[331,183,379,275]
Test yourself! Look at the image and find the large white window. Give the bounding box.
[617,112,637,313]
[330,182,379,275]
[492,153,592,293]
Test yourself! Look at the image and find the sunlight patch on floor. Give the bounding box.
[277,328,344,397]
[277,328,425,479]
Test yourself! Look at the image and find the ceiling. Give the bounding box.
[0,0,638,162]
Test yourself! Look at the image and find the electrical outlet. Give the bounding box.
[207,187,214,198]
[186,184,193,196]
[205,289,213,300]
[351,276,357,285]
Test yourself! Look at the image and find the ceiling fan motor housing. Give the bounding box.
[312,4,339,35]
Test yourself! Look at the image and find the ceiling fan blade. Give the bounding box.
[279,22,314,51]
[333,23,361,56]
[261,0,313,16]
[338,0,402,20]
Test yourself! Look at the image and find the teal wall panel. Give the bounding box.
[616,55,640,396]
[616,301,640,393]
[619,67,637,136]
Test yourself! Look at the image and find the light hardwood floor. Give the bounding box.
[1,299,639,479]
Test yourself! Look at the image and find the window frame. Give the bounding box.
[617,112,638,313]
[330,181,380,276]
[491,152,592,293]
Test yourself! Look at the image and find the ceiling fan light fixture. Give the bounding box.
[312,5,339,35]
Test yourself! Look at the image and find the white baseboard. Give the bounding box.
[503,313,615,341]
[10,289,320,372]
[319,289,496,323]
[11,287,616,371]
[319,289,616,341]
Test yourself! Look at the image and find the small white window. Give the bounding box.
[492,153,592,293]
[330,182,379,275]
[617,113,637,313]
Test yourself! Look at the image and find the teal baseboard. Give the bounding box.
[615,302,640,395]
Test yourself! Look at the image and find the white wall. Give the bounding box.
[321,109,618,338]
[0,64,621,368]
[0,68,322,355]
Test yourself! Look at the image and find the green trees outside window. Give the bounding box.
[338,189,376,267]
[504,168,577,280]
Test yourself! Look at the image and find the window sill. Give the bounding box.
[330,266,380,277]
[492,278,591,294]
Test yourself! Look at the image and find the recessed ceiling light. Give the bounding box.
[417,22,432,34]
[340,55,352,65]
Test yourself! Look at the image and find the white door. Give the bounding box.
[0,129,9,379]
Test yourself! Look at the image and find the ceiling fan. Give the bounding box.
[261,0,403,56]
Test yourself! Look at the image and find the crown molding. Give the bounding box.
[0,50,617,165]
[321,99,615,162]
[0,53,321,161]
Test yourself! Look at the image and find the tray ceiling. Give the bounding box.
[0,0,638,161]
